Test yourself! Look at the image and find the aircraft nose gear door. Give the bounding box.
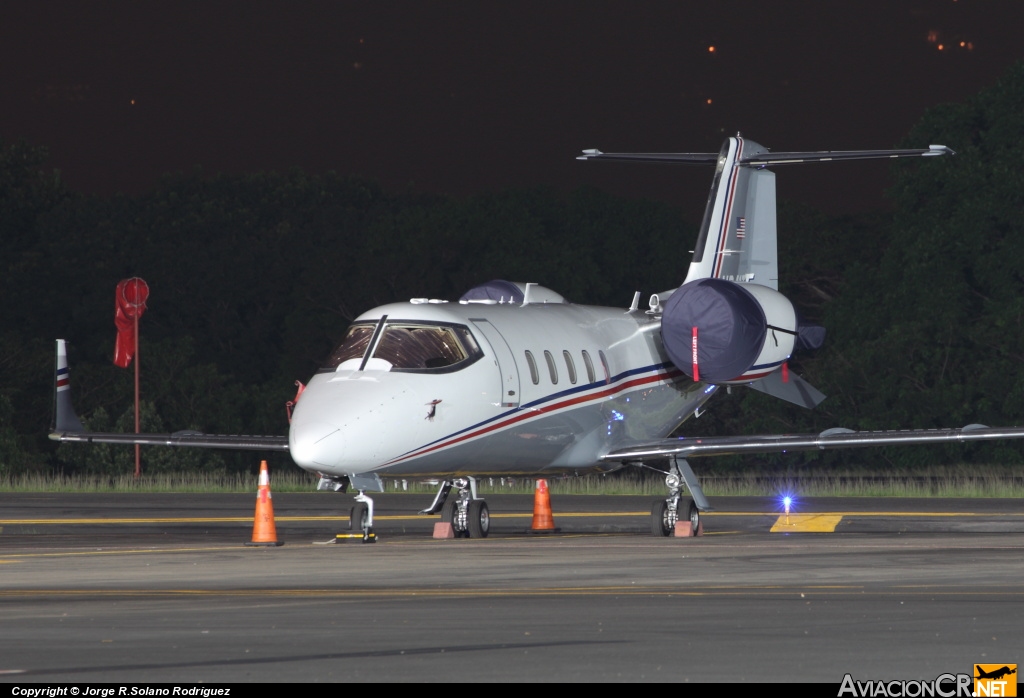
[471,320,520,408]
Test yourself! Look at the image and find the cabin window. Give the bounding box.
[525,350,540,385]
[582,350,596,384]
[563,351,577,384]
[544,350,558,384]
[321,321,482,373]
[598,350,611,385]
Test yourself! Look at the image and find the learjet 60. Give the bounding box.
[51,135,1024,538]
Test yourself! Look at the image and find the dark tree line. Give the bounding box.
[3,62,1023,476]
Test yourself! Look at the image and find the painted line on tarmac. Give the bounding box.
[3,510,1021,526]
[0,546,249,560]
[2,585,1024,599]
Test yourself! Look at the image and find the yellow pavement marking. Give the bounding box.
[0,546,247,560]
[1,510,1020,527]
[770,514,843,533]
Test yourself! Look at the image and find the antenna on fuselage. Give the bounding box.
[628,291,641,312]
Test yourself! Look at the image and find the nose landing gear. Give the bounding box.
[349,491,377,543]
[433,477,489,538]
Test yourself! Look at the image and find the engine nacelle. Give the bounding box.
[661,278,796,384]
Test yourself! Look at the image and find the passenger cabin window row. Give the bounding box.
[524,349,608,386]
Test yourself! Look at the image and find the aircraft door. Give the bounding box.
[471,320,520,408]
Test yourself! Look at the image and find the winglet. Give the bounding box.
[51,339,85,436]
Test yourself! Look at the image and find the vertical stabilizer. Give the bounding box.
[683,137,778,289]
[52,339,85,433]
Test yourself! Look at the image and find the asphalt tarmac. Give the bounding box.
[2,492,1023,683]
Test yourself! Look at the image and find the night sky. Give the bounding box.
[2,2,1021,221]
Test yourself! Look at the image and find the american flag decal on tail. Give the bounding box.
[736,217,746,239]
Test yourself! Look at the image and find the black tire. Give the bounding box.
[687,499,700,534]
[467,499,490,538]
[651,500,672,537]
[351,502,369,532]
[440,496,458,524]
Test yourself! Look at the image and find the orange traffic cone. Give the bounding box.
[528,479,559,534]
[246,460,284,546]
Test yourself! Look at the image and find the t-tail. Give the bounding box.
[579,137,954,407]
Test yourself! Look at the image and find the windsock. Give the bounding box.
[113,278,149,368]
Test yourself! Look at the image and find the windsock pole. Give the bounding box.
[134,309,141,478]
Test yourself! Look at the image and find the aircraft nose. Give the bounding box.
[289,419,345,469]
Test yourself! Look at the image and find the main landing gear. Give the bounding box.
[422,476,489,538]
[651,461,702,537]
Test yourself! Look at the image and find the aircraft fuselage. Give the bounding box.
[288,297,717,478]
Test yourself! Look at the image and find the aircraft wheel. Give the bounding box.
[440,496,457,524]
[467,499,490,538]
[651,500,672,537]
[687,499,700,534]
[351,502,369,532]
[441,497,468,537]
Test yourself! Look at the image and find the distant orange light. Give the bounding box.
[959,41,965,47]
[967,41,974,50]
[707,45,715,53]
[937,44,944,50]
[706,98,713,105]
[927,30,938,43]
[130,99,135,105]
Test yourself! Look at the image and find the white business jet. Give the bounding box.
[51,135,1024,538]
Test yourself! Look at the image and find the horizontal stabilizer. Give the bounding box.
[576,150,718,164]
[602,425,1024,462]
[740,145,954,167]
[578,145,954,167]
[747,370,826,409]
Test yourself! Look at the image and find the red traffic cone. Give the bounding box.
[528,479,559,534]
[245,460,284,546]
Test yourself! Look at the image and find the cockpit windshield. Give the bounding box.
[322,323,376,370]
[320,321,482,373]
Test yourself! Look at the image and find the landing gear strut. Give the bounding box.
[350,491,377,543]
[429,477,489,538]
[651,463,701,537]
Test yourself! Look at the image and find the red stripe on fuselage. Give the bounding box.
[383,368,685,466]
[713,138,743,279]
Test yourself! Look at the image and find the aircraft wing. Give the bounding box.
[49,430,289,451]
[49,340,289,452]
[602,424,1024,461]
